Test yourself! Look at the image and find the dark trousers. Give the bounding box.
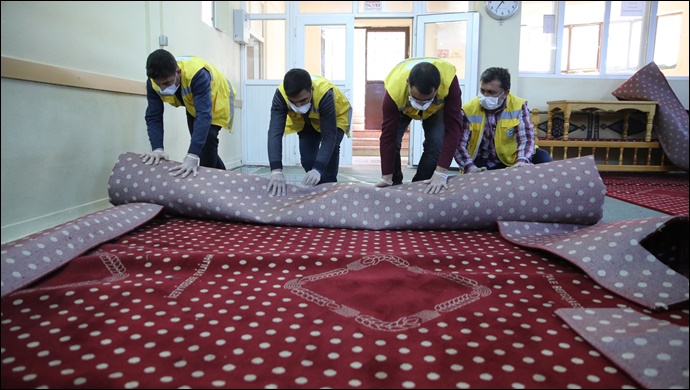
[475,147,554,170]
[186,112,225,170]
[392,109,445,184]
[297,126,344,184]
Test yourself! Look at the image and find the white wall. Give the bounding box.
[1,1,242,243]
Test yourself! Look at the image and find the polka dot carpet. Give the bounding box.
[1,203,163,298]
[612,61,689,172]
[498,216,690,310]
[2,217,687,388]
[556,307,689,389]
[599,172,689,216]
[107,152,606,231]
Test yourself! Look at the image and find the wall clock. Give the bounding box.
[485,1,520,21]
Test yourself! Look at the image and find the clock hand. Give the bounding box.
[497,1,505,9]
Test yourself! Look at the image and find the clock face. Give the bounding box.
[485,1,520,20]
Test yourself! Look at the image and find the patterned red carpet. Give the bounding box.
[2,216,687,389]
[600,172,689,215]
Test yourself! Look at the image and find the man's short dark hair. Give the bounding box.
[480,67,511,90]
[146,49,177,80]
[283,68,313,97]
[408,62,441,95]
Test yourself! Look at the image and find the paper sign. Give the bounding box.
[543,14,556,34]
[363,1,382,12]
[621,1,644,17]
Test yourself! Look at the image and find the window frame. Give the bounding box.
[520,1,688,80]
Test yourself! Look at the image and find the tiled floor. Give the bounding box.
[231,157,669,223]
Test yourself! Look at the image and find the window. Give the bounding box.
[247,2,287,80]
[520,1,689,77]
[202,1,214,28]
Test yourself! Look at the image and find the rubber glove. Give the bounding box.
[140,148,169,165]
[268,171,287,196]
[375,174,394,188]
[302,169,321,187]
[465,165,487,174]
[169,154,200,178]
[423,171,449,194]
[513,161,530,168]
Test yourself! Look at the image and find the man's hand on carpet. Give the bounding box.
[169,154,200,178]
[375,174,394,188]
[465,165,487,174]
[423,171,449,194]
[302,169,321,187]
[268,171,287,196]
[141,149,169,165]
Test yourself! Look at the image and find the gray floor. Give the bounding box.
[231,156,669,224]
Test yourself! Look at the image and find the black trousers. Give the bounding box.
[186,112,225,170]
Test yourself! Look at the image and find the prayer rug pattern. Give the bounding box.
[2,217,687,389]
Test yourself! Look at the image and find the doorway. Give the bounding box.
[352,19,412,165]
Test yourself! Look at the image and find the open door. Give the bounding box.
[295,15,355,166]
[409,13,480,167]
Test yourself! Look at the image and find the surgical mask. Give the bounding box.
[409,95,434,111]
[478,92,504,111]
[290,101,311,115]
[159,76,180,96]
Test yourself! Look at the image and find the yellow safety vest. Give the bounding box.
[150,56,236,131]
[383,57,457,120]
[463,94,538,166]
[278,75,352,137]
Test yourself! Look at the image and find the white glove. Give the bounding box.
[302,169,321,187]
[465,165,487,174]
[375,174,394,188]
[423,171,449,194]
[268,171,287,196]
[513,161,531,168]
[140,149,169,165]
[169,154,200,178]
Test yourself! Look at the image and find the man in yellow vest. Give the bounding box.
[266,68,352,196]
[376,58,464,194]
[140,49,236,178]
[455,67,551,173]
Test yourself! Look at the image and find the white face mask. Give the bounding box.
[410,97,433,111]
[158,75,180,96]
[478,92,504,111]
[289,101,311,114]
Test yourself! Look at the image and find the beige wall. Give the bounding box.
[1,1,242,243]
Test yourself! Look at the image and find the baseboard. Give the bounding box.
[1,199,114,245]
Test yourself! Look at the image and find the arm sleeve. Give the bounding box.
[379,91,402,176]
[515,101,535,163]
[144,79,165,151]
[437,76,464,169]
[453,113,475,171]
[267,89,288,171]
[187,69,213,156]
[312,90,338,173]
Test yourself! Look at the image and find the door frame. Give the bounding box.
[410,12,480,167]
[293,14,355,167]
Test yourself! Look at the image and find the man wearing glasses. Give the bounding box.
[454,67,551,174]
[141,49,236,178]
[376,57,464,194]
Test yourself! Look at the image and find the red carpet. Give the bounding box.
[3,216,687,389]
[600,172,689,215]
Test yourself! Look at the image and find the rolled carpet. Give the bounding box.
[108,152,605,230]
